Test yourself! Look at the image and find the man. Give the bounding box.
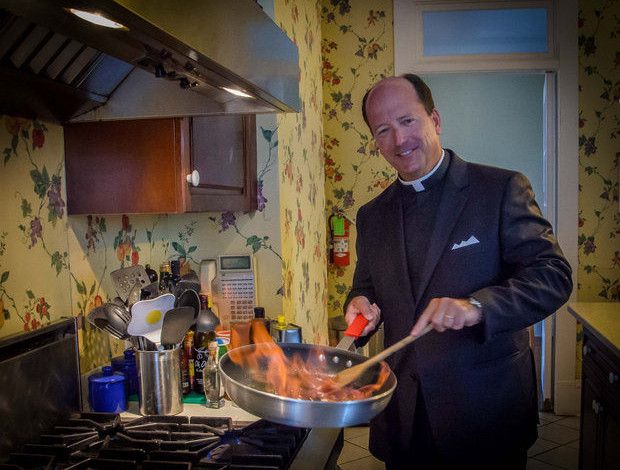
[344,74,572,469]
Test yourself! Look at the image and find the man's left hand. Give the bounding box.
[410,297,482,336]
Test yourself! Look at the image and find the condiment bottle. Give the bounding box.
[194,328,216,394]
[203,341,224,408]
[181,330,194,395]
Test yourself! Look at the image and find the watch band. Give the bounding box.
[468,297,483,323]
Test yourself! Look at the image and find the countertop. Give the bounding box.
[122,399,260,423]
[567,302,620,356]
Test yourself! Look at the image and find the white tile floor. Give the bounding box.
[337,413,580,470]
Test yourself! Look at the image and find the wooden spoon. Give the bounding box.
[334,324,433,388]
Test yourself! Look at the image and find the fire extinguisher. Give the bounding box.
[329,214,350,266]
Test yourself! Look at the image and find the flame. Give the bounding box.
[228,320,390,401]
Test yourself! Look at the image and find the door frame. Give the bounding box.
[394,0,579,414]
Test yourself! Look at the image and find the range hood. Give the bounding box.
[0,0,300,122]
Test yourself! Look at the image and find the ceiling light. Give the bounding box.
[222,87,254,98]
[68,8,126,29]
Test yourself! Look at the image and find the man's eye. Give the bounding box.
[376,128,388,136]
[402,117,414,125]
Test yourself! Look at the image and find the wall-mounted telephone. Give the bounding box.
[211,255,256,323]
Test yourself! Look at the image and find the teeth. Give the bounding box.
[399,149,413,157]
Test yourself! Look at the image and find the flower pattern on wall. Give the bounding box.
[320,0,394,318]
[577,0,620,302]
[276,0,328,344]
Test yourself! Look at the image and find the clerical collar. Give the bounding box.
[398,149,448,192]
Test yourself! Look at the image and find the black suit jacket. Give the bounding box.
[346,151,572,465]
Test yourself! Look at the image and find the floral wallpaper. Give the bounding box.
[577,0,620,302]
[274,0,328,345]
[320,0,394,319]
[1,113,285,371]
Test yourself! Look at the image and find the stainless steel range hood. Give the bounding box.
[0,0,300,122]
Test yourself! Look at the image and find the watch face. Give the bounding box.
[220,256,251,271]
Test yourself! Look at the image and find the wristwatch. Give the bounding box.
[468,297,483,323]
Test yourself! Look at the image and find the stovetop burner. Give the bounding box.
[1,412,309,470]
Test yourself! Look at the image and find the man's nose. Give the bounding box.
[393,126,407,146]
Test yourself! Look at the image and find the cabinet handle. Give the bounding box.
[583,344,591,356]
[610,372,619,384]
[186,170,200,187]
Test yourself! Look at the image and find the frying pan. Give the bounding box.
[219,342,397,428]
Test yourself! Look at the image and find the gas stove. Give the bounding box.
[1,412,314,470]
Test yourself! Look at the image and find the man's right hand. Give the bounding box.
[345,296,381,336]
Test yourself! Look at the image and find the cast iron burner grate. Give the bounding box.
[0,412,309,470]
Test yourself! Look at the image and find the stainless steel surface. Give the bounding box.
[219,343,397,428]
[135,346,183,415]
[0,0,300,122]
[0,319,80,457]
[336,334,356,351]
[110,265,150,302]
[289,428,343,470]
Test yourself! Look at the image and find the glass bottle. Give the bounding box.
[203,340,224,408]
[193,328,216,394]
[159,262,171,293]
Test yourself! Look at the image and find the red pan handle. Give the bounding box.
[344,314,369,338]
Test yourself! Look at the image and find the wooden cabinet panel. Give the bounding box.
[64,118,187,215]
[188,115,257,212]
[64,115,257,214]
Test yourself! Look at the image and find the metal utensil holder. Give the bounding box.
[136,346,183,415]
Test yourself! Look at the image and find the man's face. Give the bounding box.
[366,78,443,181]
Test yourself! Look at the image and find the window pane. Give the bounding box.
[423,8,548,56]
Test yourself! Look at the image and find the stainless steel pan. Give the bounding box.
[219,342,397,428]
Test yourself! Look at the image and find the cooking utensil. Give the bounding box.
[195,304,220,333]
[173,272,201,298]
[160,307,196,347]
[335,325,433,388]
[174,289,200,317]
[87,306,126,339]
[110,265,150,302]
[128,293,175,346]
[335,314,369,351]
[219,342,397,428]
[103,302,131,338]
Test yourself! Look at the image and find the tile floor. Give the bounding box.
[337,413,580,470]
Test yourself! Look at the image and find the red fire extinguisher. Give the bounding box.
[329,214,350,266]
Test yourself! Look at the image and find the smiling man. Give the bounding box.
[344,74,572,469]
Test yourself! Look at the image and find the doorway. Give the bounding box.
[421,71,554,409]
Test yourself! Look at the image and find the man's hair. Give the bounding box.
[361,73,436,130]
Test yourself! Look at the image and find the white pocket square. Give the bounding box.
[451,235,480,250]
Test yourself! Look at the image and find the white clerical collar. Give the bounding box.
[398,149,445,192]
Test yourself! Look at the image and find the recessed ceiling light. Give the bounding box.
[68,8,126,29]
[222,87,254,98]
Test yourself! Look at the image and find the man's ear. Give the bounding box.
[431,109,442,135]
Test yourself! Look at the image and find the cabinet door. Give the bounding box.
[601,406,620,470]
[189,115,257,212]
[64,119,187,214]
[580,375,600,470]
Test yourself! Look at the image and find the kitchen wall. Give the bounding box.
[577,0,619,302]
[0,113,285,371]
[320,0,394,318]
[320,0,619,320]
[274,0,329,345]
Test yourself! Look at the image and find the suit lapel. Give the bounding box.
[413,153,471,306]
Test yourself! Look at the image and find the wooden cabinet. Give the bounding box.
[579,329,620,470]
[64,115,256,214]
